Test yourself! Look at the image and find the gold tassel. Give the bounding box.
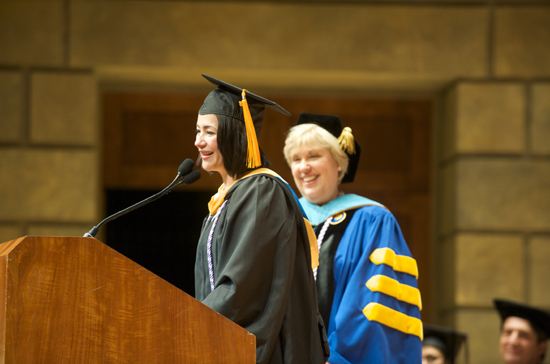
[338,127,356,155]
[239,90,261,168]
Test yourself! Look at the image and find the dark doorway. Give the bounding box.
[105,189,211,295]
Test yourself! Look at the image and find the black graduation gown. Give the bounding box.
[194,174,327,364]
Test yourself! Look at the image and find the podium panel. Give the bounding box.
[0,236,255,364]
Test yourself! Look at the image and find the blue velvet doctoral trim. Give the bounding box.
[299,194,383,226]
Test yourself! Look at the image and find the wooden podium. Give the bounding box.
[0,236,255,363]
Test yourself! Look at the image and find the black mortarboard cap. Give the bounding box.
[199,74,290,168]
[296,112,361,183]
[494,299,550,339]
[423,323,468,364]
[199,74,290,122]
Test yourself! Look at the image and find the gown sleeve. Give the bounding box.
[327,206,422,364]
[202,175,299,362]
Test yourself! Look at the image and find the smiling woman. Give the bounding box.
[287,124,345,205]
[192,75,328,364]
[283,113,422,364]
[195,114,225,181]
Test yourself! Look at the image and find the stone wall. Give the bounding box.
[0,1,99,242]
[1,1,549,363]
[440,79,550,362]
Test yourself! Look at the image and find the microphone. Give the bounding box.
[177,158,195,177]
[83,159,201,238]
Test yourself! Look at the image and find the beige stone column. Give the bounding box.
[0,1,100,241]
[438,81,550,363]
[0,71,100,239]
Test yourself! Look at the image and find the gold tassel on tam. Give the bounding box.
[338,126,356,155]
[239,90,261,168]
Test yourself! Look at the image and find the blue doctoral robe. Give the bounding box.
[300,194,422,364]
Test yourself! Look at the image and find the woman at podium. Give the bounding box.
[193,74,328,364]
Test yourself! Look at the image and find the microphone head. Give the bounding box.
[181,169,201,185]
[178,158,195,177]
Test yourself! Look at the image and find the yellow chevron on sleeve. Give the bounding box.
[366,275,422,310]
[369,247,419,278]
[363,302,423,340]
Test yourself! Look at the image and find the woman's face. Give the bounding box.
[422,346,446,364]
[195,114,225,175]
[290,144,340,205]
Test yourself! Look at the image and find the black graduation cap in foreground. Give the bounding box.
[423,323,468,364]
[200,74,290,118]
[296,112,361,184]
[494,299,550,339]
[199,74,290,169]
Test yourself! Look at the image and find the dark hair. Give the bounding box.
[533,326,548,362]
[216,114,270,179]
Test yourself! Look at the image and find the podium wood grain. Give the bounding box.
[0,236,255,363]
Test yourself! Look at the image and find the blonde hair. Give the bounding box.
[284,123,349,184]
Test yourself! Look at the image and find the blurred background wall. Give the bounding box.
[1,1,550,363]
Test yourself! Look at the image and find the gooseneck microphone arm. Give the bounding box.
[83,159,200,238]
